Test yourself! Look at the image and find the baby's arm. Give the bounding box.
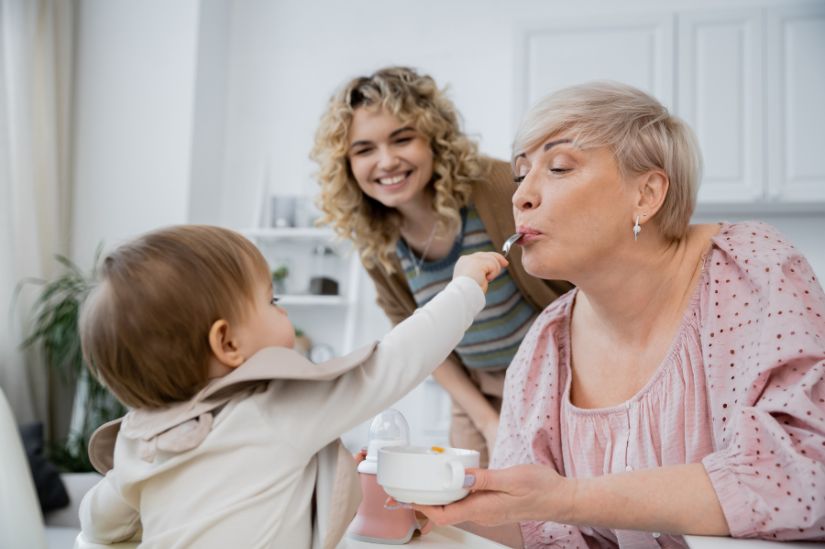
[287,252,507,447]
[79,471,141,543]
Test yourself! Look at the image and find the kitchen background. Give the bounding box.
[2,0,824,452]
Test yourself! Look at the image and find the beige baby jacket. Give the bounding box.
[80,276,484,549]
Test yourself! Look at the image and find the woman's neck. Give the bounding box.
[573,225,714,348]
[397,189,448,247]
[397,189,436,235]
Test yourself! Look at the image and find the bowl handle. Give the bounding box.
[444,460,465,491]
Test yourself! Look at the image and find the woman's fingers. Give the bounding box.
[412,468,509,526]
[414,492,511,526]
[464,466,509,492]
[414,501,468,526]
[414,464,567,526]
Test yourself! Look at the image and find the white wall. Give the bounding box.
[187,0,230,225]
[71,0,201,265]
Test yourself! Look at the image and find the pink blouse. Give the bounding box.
[491,222,825,548]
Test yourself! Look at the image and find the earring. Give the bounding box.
[633,215,641,241]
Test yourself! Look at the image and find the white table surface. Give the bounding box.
[74,530,823,548]
[685,535,823,548]
[337,525,508,548]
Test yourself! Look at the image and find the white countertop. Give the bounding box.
[337,525,508,548]
[338,530,823,548]
[685,535,822,548]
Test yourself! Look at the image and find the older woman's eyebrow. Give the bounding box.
[513,138,574,164]
[543,138,573,152]
[349,126,416,151]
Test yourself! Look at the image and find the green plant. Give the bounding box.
[18,246,125,472]
[271,265,289,294]
[271,265,289,282]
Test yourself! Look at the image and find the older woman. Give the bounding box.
[416,82,825,548]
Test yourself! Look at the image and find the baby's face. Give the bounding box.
[235,279,295,356]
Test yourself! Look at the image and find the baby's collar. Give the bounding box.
[88,343,377,473]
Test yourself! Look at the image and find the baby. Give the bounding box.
[77,224,506,549]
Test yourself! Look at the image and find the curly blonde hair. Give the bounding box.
[311,66,483,273]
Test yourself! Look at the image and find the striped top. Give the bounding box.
[397,205,539,370]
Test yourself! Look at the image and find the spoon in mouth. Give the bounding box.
[501,233,522,258]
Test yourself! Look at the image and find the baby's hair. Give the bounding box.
[79,225,270,409]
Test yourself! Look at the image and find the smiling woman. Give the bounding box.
[311,66,571,467]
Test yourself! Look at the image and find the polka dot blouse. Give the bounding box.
[491,222,825,548]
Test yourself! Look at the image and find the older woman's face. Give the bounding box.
[512,137,635,281]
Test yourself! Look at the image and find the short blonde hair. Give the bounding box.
[311,66,482,273]
[79,225,270,409]
[513,81,702,240]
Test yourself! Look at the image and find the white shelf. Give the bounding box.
[278,294,348,306]
[242,226,362,355]
[243,227,334,240]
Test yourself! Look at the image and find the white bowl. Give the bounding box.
[380,486,471,505]
[377,445,479,505]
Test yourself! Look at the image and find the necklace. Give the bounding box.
[409,224,438,277]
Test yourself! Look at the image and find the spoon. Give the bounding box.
[501,233,522,258]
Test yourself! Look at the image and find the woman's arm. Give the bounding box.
[417,462,729,536]
[431,356,499,450]
[572,463,728,535]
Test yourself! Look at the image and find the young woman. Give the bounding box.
[311,66,571,466]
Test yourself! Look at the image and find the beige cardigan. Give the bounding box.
[81,277,485,549]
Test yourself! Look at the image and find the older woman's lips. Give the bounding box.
[516,227,542,243]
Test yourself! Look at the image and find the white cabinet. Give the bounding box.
[514,13,675,118]
[243,227,362,356]
[680,4,825,207]
[766,4,825,203]
[514,4,825,209]
[678,9,764,204]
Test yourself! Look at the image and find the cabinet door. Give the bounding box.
[514,14,675,125]
[678,9,764,203]
[767,4,825,202]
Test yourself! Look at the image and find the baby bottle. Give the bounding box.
[347,409,428,544]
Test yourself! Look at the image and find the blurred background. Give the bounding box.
[2,0,823,460]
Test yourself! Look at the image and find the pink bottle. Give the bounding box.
[347,409,430,544]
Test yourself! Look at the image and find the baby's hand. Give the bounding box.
[453,252,508,293]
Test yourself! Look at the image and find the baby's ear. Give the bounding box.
[208,319,244,368]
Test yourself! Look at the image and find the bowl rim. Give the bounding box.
[378,445,480,457]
